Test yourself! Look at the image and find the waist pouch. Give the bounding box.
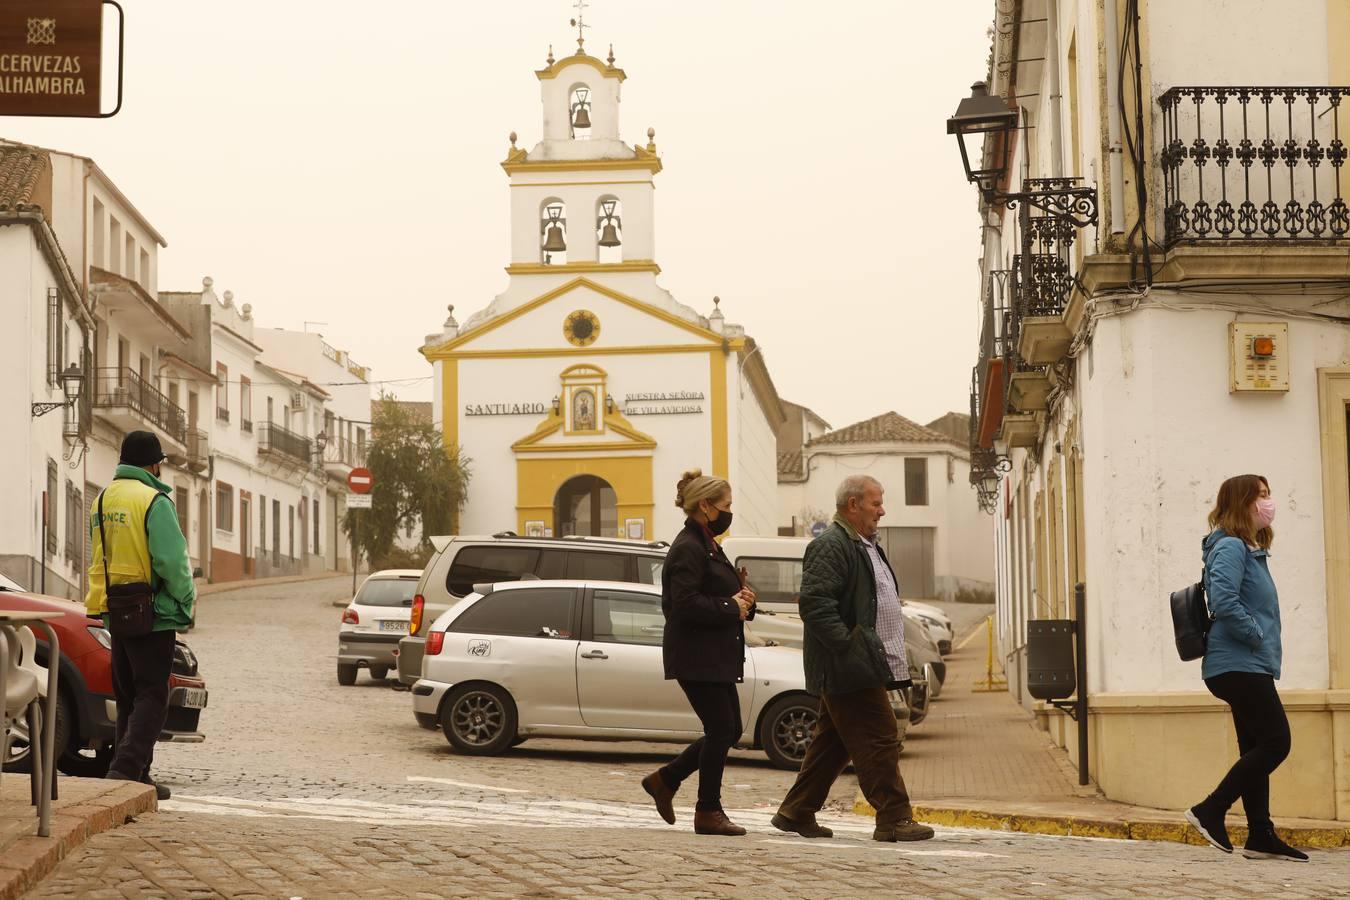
[106,582,155,638]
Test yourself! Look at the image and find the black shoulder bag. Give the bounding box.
[97,491,157,638]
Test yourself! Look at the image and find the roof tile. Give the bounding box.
[808,411,956,447]
[0,143,49,214]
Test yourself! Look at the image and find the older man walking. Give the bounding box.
[771,475,934,842]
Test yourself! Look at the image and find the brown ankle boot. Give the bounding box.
[694,809,747,836]
[641,771,676,825]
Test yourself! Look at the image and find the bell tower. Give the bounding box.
[501,37,662,275]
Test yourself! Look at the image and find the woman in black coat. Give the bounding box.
[641,470,756,836]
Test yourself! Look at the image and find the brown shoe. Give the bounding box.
[694,809,747,836]
[641,771,676,825]
[874,819,935,842]
[771,812,833,839]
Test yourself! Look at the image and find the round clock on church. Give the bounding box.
[563,309,600,347]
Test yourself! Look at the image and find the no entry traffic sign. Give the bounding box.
[348,467,373,494]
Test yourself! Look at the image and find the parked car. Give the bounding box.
[398,533,669,687]
[904,602,955,655]
[338,569,421,685]
[411,580,913,770]
[0,581,207,776]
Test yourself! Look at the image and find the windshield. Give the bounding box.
[356,578,418,607]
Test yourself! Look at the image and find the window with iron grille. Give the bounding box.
[46,459,58,554]
[47,288,62,385]
[216,482,234,532]
[904,458,929,507]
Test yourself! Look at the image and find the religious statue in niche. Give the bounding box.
[572,389,597,431]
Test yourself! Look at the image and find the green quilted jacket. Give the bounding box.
[799,515,896,695]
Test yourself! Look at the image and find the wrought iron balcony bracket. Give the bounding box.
[31,401,74,418]
[1002,182,1100,230]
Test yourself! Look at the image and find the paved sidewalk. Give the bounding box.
[195,572,351,598]
[854,626,1349,848]
[0,777,154,900]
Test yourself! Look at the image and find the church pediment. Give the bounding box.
[425,277,723,358]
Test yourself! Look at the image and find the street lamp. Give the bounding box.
[947,81,1018,201]
[32,363,84,418]
[314,429,328,467]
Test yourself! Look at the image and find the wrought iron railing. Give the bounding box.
[92,367,188,443]
[257,422,313,465]
[1017,178,1088,316]
[187,429,209,468]
[1160,86,1350,244]
[323,436,367,469]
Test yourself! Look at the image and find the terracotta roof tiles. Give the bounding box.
[808,411,955,447]
[0,144,48,214]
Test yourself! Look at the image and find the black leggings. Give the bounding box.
[660,680,743,812]
[1200,670,1291,829]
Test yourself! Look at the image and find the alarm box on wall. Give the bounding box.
[1229,322,1289,394]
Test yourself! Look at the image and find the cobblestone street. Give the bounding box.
[29,577,1350,898]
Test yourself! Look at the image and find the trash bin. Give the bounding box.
[1027,619,1076,700]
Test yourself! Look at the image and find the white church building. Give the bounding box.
[421,41,786,542]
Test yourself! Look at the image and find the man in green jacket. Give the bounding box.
[86,431,195,799]
[772,475,934,842]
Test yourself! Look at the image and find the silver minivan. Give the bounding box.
[397,533,669,686]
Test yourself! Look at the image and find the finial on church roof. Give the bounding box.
[607,44,615,66]
[509,131,517,149]
[546,44,555,65]
[570,0,589,54]
[709,296,725,333]
[646,127,657,153]
[442,304,459,339]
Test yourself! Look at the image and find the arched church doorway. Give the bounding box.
[554,475,617,537]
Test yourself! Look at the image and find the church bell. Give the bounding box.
[597,223,621,247]
[542,225,568,253]
[572,104,592,130]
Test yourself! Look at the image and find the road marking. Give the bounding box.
[406,776,530,793]
[759,838,1006,859]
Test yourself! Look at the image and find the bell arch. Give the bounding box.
[540,198,568,265]
[568,84,593,140]
[595,196,623,263]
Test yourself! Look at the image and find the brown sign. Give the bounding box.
[0,0,102,117]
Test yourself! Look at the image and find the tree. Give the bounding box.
[343,395,471,569]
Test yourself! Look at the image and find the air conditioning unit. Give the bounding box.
[291,391,306,410]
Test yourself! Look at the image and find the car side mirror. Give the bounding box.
[192,567,204,579]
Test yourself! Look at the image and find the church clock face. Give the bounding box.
[563,309,600,347]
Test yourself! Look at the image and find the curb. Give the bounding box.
[851,796,1350,849]
[197,572,350,598]
[0,782,156,900]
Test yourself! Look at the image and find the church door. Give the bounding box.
[554,475,617,537]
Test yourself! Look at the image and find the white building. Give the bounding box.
[962,0,1350,820]
[777,410,995,601]
[0,142,97,598]
[421,41,785,541]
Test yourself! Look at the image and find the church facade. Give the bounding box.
[422,43,785,543]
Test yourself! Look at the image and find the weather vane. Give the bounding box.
[569,0,589,53]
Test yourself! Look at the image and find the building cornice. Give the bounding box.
[505,260,661,275]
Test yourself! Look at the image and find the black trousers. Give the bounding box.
[660,680,742,811]
[1200,670,1291,829]
[109,629,176,781]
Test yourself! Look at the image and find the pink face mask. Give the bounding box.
[1254,497,1277,529]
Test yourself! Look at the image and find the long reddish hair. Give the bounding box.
[1207,474,1273,550]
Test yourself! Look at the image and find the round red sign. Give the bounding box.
[348,467,373,494]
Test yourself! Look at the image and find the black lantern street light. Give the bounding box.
[315,429,329,466]
[32,363,84,418]
[947,81,1019,202]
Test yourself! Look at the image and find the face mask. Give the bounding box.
[1254,497,1276,529]
[707,508,733,536]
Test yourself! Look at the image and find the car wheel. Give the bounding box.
[2,690,72,773]
[337,663,358,686]
[59,741,114,778]
[442,683,517,756]
[759,694,819,771]
[369,665,389,680]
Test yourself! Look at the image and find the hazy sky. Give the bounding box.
[13,0,993,431]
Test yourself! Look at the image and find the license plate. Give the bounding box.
[177,687,207,709]
[380,620,408,632]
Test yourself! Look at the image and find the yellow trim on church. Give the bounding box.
[506,260,661,276]
[515,456,654,538]
[535,53,627,82]
[502,156,662,176]
[709,350,729,478]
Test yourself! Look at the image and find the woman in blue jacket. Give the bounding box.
[1185,474,1307,862]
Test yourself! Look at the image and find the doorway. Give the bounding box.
[554,475,617,537]
[240,496,252,577]
[876,526,936,599]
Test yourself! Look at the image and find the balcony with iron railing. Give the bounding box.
[92,367,188,449]
[1160,86,1350,246]
[257,421,314,467]
[187,428,209,473]
[322,436,367,477]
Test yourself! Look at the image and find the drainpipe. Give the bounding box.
[1046,0,1065,178]
[1103,0,1127,238]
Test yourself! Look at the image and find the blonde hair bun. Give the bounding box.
[675,469,729,514]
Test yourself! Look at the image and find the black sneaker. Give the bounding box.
[1185,804,1233,853]
[1243,826,1309,862]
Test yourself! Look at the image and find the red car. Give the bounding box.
[0,574,207,776]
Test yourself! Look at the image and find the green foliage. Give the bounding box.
[342,396,471,569]
[372,544,434,572]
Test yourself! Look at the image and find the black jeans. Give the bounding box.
[1200,670,1291,829]
[108,629,177,781]
[660,680,742,812]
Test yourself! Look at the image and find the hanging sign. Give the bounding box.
[0,0,109,117]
